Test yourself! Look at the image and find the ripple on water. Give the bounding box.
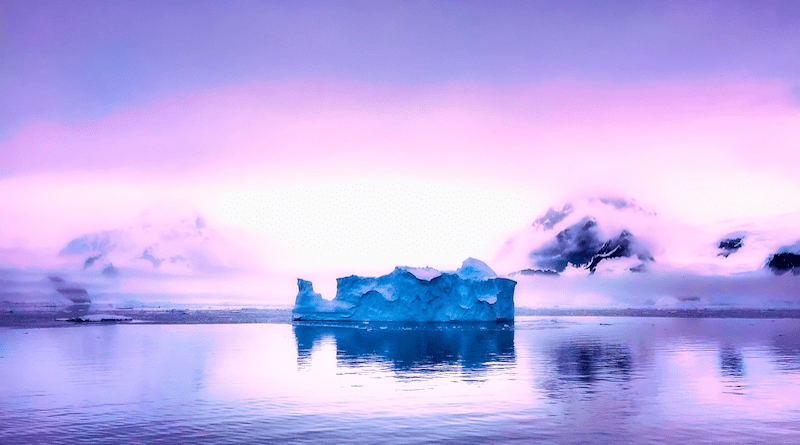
[1,319,800,443]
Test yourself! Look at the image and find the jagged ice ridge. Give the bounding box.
[292,258,516,322]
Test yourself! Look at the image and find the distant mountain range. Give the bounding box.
[1,208,261,305]
[3,197,798,308]
[495,197,800,308]
[58,212,252,278]
[498,196,800,277]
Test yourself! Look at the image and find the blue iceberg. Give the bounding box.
[292,258,516,322]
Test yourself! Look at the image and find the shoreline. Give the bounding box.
[3,305,800,329]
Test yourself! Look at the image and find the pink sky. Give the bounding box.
[1,1,799,305]
[2,81,798,267]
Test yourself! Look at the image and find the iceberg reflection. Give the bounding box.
[293,322,515,373]
[552,340,634,384]
[719,346,745,378]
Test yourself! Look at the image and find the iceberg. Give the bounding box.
[293,258,516,322]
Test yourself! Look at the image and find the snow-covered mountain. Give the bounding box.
[58,213,242,277]
[496,198,659,275]
[1,207,267,306]
[495,197,800,308]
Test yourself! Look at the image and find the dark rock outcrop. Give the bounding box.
[530,218,604,272]
[533,203,574,230]
[767,252,800,276]
[718,237,744,258]
[83,254,102,269]
[529,218,653,274]
[101,263,119,277]
[586,230,654,273]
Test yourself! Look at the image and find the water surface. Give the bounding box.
[2,316,800,444]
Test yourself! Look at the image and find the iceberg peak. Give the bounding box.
[456,257,498,281]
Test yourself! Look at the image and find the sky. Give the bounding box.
[1,1,800,303]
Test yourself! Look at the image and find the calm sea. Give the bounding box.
[2,316,800,444]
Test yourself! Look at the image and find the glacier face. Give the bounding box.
[292,258,516,322]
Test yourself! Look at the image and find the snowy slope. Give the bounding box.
[495,197,800,308]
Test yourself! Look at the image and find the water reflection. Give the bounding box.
[719,346,747,395]
[719,346,745,378]
[552,340,633,384]
[293,322,515,373]
[4,318,800,443]
[537,337,638,405]
[771,328,800,373]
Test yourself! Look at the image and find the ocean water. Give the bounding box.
[2,316,800,444]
